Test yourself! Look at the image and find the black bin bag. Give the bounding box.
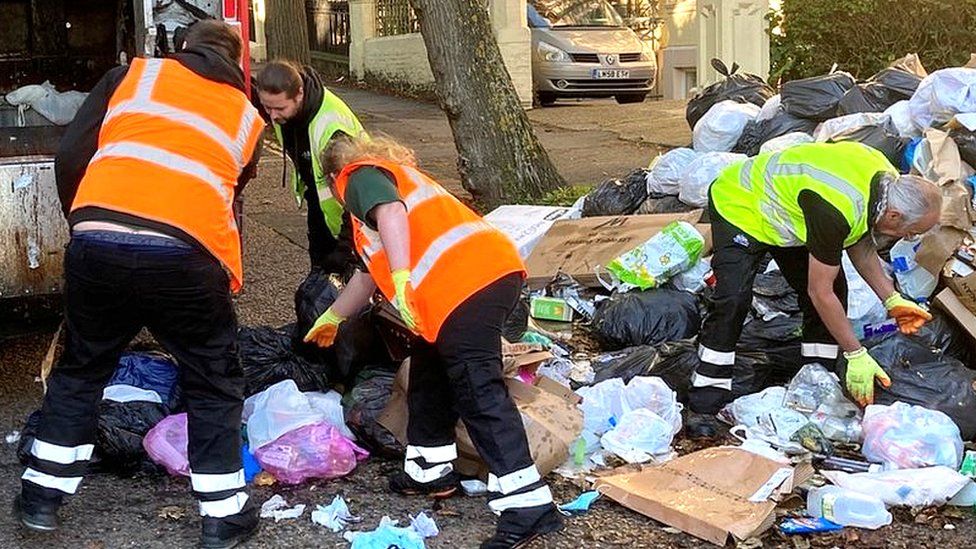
[686,58,775,129]
[781,72,856,121]
[590,289,700,350]
[581,169,648,217]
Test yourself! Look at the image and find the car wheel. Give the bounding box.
[536,92,557,107]
[615,93,647,105]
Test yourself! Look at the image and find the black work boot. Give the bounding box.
[12,494,59,532]
[481,504,564,549]
[389,470,460,499]
[200,501,259,549]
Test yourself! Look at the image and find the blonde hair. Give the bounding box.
[322,134,417,175]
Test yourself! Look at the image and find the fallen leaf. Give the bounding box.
[253,472,276,486]
[157,505,185,521]
[736,538,763,549]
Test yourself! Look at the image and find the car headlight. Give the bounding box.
[537,42,570,63]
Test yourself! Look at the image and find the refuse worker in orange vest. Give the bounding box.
[304,135,564,549]
[14,21,265,549]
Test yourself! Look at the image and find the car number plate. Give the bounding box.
[592,69,630,79]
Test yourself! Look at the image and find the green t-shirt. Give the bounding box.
[344,166,402,230]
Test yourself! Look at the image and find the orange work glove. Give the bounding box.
[883,292,932,335]
[303,307,345,348]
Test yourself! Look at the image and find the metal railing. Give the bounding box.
[306,0,350,56]
[375,0,420,36]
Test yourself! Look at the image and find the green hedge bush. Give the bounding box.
[768,0,976,82]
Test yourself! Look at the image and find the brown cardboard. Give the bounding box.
[916,227,967,276]
[524,211,711,288]
[946,273,976,315]
[935,288,976,342]
[378,362,583,478]
[594,447,811,547]
[533,375,583,405]
[940,180,976,231]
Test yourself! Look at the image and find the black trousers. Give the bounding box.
[689,198,848,414]
[405,273,553,525]
[305,186,356,277]
[22,232,248,518]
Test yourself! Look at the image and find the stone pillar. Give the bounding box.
[250,0,268,62]
[349,0,377,81]
[696,0,769,87]
[659,0,700,99]
[490,0,533,108]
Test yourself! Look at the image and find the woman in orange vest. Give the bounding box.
[304,136,563,548]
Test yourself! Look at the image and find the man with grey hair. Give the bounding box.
[687,142,941,435]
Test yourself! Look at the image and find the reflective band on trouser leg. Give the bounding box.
[405,443,457,463]
[22,468,83,495]
[801,342,839,360]
[697,345,735,366]
[199,492,249,518]
[30,439,95,465]
[487,464,542,495]
[488,486,554,515]
[191,470,245,493]
[693,345,735,390]
[404,460,454,483]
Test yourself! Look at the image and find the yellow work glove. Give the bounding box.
[392,268,419,331]
[883,292,932,335]
[843,347,891,407]
[303,307,345,348]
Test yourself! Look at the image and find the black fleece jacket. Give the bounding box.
[55,46,262,237]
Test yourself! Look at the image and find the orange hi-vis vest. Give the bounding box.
[71,57,265,292]
[334,159,526,342]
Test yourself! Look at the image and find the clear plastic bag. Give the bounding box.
[253,422,367,484]
[822,466,969,508]
[620,376,683,436]
[142,413,189,477]
[884,100,919,138]
[599,408,674,463]
[692,100,761,152]
[861,402,964,470]
[908,67,976,131]
[243,380,350,450]
[678,152,746,207]
[646,148,699,196]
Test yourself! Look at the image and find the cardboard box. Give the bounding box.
[935,288,976,342]
[594,447,813,547]
[524,211,711,288]
[529,296,573,322]
[484,205,575,259]
[378,362,583,478]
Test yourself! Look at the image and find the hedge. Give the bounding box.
[768,0,976,82]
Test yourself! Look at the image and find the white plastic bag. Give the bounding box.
[34,90,87,125]
[677,151,747,207]
[726,386,787,428]
[759,131,814,154]
[843,252,886,335]
[862,402,964,470]
[909,67,976,131]
[692,100,761,152]
[646,148,699,195]
[599,408,674,463]
[884,100,919,138]
[620,376,682,436]
[305,390,356,440]
[4,84,48,107]
[576,378,626,436]
[813,112,892,142]
[757,94,782,122]
[822,466,969,507]
[243,380,351,450]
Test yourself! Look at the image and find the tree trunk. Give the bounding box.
[408,0,565,207]
[265,0,312,65]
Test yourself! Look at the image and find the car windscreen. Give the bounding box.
[527,0,625,28]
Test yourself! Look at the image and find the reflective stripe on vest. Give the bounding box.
[91,142,231,202]
[334,159,526,342]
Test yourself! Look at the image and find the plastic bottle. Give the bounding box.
[806,486,892,529]
[894,267,936,301]
[890,238,920,273]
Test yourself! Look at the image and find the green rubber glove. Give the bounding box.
[883,292,932,335]
[392,268,418,331]
[843,347,891,407]
[303,307,345,348]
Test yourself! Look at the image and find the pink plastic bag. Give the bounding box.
[254,422,368,484]
[143,413,190,476]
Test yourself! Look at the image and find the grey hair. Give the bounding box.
[879,173,941,227]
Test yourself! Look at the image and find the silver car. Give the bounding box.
[529,0,657,106]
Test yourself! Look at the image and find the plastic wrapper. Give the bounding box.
[606,221,705,291]
[668,257,711,294]
[861,402,963,470]
[253,422,367,484]
[143,413,190,476]
[734,112,819,156]
[239,326,330,396]
[645,148,699,196]
[692,100,761,152]
[677,152,747,207]
[781,72,856,121]
[581,169,648,217]
[908,67,976,131]
[685,58,775,129]
[856,331,976,439]
[342,369,403,457]
[759,131,814,154]
[590,289,700,350]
